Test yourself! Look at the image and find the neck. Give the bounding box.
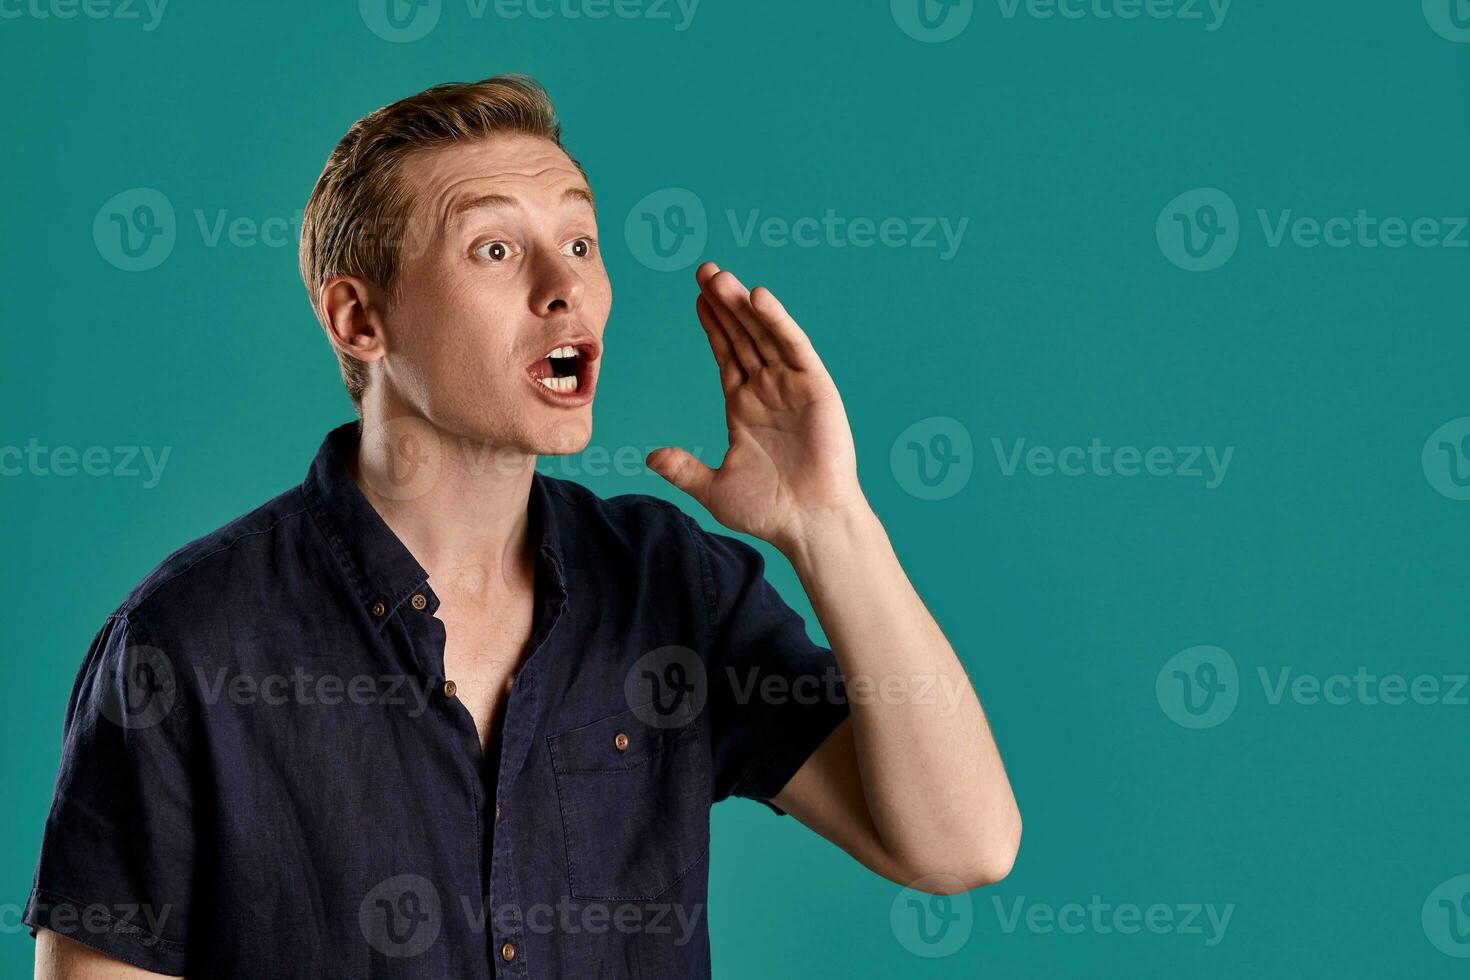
[350,402,537,602]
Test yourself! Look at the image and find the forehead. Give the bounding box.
[402,134,592,227]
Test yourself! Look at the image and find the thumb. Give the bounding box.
[646,448,716,504]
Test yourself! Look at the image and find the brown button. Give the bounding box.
[369,600,386,618]
[442,679,458,699]
[613,732,630,752]
[410,593,428,611]
[495,803,502,821]
[500,942,516,962]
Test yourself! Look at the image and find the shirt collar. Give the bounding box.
[301,422,566,629]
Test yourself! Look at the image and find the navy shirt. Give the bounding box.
[25,422,848,978]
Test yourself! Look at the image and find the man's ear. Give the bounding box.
[320,275,388,365]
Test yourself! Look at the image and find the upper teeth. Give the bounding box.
[548,346,579,359]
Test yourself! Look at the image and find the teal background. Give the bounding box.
[2,1,1468,976]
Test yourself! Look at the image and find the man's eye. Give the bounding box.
[565,237,595,258]
[476,241,511,261]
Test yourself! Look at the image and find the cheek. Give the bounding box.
[402,272,514,368]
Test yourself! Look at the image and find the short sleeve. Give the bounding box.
[689,521,850,807]
[24,614,194,975]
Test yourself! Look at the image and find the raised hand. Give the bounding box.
[647,261,868,552]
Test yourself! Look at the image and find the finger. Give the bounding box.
[695,266,765,373]
[705,269,782,367]
[696,265,759,376]
[696,295,745,392]
[750,286,822,371]
[646,447,716,506]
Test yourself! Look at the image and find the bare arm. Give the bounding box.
[35,929,181,980]
[647,262,1021,893]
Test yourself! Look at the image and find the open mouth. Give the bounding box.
[525,341,599,404]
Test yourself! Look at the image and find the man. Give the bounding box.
[28,74,1019,978]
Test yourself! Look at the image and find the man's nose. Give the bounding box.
[527,247,584,316]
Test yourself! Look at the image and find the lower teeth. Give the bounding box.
[537,375,579,393]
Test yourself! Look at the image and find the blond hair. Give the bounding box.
[299,73,576,409]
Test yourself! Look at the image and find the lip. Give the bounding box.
[524,336,601,409]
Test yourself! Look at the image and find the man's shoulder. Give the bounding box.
[113,484,311,629]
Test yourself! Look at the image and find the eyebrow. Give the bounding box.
[444,186,596,224]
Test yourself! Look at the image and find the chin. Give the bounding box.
[529,413,592,457]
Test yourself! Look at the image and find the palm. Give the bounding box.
[649,263,863,549]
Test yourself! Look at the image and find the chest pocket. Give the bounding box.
[548,705,711,901]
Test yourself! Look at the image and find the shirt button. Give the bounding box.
[501,941,516,962]
[369,600,386,618]
[495,803,502,821]
[442,679,458,699]
[410,593,428,611]
[613,732,630,752]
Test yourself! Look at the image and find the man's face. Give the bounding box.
[380,134,611,456]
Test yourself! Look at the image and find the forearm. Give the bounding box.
[779,503,1021,882]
